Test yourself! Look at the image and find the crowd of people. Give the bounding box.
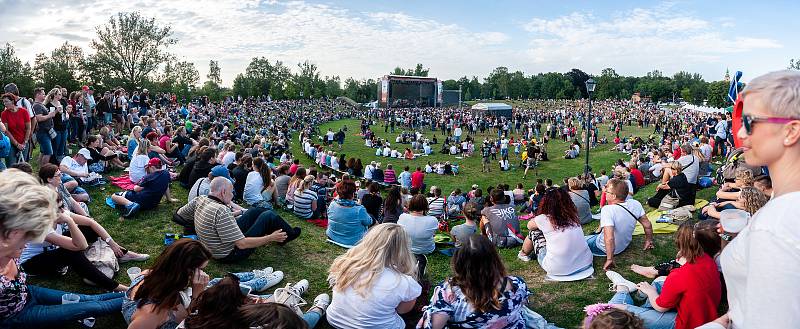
[0,70,798,329]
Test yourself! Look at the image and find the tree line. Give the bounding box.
[1,11,769,108]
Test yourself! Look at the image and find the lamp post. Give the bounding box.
[584,78,596,177]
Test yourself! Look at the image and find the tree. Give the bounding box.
[595,67,621,100]
[706,80,729,108]
[565,68,591,98]
[207,60,222,85]
[89,12,176,89]
[159,59,199,99]
[33,42,86,91]
[790,58,800,70]
[390,63,429,77]
[0,43,35,96]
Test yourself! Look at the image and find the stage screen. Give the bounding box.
[389,80,435,107]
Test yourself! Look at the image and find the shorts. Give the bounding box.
[36,131,53,155]
[482,157,490,164]
[120,191,143,204]
[104,112,112,124]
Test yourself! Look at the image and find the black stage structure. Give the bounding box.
[378,75,442,108]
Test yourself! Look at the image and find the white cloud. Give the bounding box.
[520,4,782,78]
[0,0,512,86]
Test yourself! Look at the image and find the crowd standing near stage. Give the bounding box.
[0,70,798,329]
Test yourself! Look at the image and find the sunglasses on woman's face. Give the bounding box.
[742,114,800,135]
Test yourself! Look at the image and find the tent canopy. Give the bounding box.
[681,104,724,114]
[471,102,512,111]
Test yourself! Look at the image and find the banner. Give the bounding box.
[381,78,389,104]
[437,80,443,105]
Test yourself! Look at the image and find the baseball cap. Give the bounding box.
[77,148,92,160]
[210,165,234,183]
[82,85,89,91]
[146,158,162,168]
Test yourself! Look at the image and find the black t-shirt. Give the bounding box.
[361,194,383,220]
[33,102,52,132]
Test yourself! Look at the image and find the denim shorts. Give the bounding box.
[585,234,607,256]
[36,131,53,155]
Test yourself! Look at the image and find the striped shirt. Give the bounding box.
[293,189,318,219]
[384,169,397,184]
[427,197,445,218]
[176,195,244,259]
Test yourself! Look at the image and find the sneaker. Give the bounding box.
[251,267,274,279]
[119,251,150,263]
[309,293,330,314]
[606,270,638,293]
[123,202,141,218]
[517,251,531,262]
[246,270,284,293]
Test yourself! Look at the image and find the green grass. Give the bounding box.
[26,120,715,329]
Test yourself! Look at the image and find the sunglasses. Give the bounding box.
[742,114,800,135]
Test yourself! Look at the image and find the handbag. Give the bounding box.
[658,190,680,211]
[84,239,119,278]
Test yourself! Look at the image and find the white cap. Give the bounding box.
[77,148,92,160]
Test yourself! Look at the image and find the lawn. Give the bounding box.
[26,119,715,329]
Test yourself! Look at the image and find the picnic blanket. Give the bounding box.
[109,174,136,191]
[633,199,709,236]
[306,218,328,228]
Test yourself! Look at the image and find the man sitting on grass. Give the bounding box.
[110,157,171,218]
[585,178,654,271]
[177,177,301,263]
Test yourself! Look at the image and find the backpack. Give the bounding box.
[0,130,10,158]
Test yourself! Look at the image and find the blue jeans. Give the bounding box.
[608,281,676,329]
[208,272,273,292]
[1,144,25,170]
[0,285,123,329]
[54,130,67,159]
[585,234,607,256]
[219,208,298,263]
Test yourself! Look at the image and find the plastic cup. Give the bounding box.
[62,293,80,304]
[720,209,750,234]
[127,267,142,282]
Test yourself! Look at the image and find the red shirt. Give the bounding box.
[411,171,425,189]
[672,147,682,160]
[630,168,645,187]
[656,254,721,329]
[1,108,30,144]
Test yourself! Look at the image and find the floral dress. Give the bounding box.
[0,259,28,321]
[418,276,529,329]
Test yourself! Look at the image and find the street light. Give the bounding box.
[584,78,596,177]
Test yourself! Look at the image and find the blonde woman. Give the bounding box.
[285,167,307,209]
[715,168,754,202]
[647,161,693,208]
[326,223,421,329]
[701,187,769,220]
[128,139,151,183]
[127,126,142,159]
[292,175,318,219]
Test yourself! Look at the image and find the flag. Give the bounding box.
[728,70,743,103]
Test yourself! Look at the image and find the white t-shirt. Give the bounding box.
[719,192,800,329]
[20,223,65,263]
[327,268,422,329]
[188,177,211,202]
[364,165,375,179]
[678,154,699,184]
[534,214,593,276]
[128,154,149,183]
[596,199,645,255]
[222,152,236,167]
[60,156,88,180]
[243,171,265,206]
[397,213,438,254]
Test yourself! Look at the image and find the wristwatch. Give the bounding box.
[104,236,113,243]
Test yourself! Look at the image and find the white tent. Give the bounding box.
[471,102,513,117]
[681,104,724,114]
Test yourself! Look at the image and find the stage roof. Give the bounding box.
[471,102,512,111]
[384,75,438,82]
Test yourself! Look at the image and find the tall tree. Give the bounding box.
[89,12,176,89]
[207,60,222,85]
[33,42,86,91]
[565,68,591,98]
[790,58,800,70]
[0,43,35,96]
[706,81,729,108]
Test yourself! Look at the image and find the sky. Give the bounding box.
[0,0,796,87]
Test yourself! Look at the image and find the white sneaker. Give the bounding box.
[292,279,309,296]
[309,293,330,314]
[260,271,284,292]
[252,267,274,278]
[606,270,637,293]
[517,251,531,262]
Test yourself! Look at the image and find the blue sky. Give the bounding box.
[0,0,796,86]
